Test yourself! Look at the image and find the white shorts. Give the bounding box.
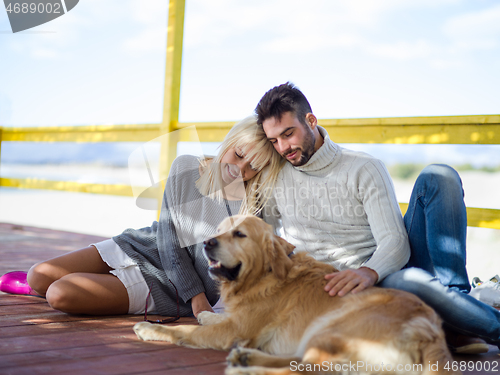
[92,239,157,315]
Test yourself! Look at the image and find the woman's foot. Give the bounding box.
[0,271,39,296]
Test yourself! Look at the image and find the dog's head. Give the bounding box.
[203,215,295,287]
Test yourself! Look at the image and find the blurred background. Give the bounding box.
[1,0,499,280]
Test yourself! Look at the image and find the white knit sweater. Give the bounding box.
[264,126,410,281]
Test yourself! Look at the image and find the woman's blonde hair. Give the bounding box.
[196,115,284,216]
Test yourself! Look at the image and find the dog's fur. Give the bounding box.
[134,215,458,375]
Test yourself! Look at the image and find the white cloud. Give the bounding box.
[121,0,168,53]
[429,58,463,70]
[122,26,167,53]
[32,47,59,59]
[182,0,477,69]
[443,3,500,51]
[262,34,361,53]
[183,0,462,52]
[368,40,433,61]
[128,0,167,24]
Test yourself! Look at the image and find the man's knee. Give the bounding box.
[414,164,464,199]
[419,164,462,187]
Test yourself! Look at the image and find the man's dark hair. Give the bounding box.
[255,82,312,127]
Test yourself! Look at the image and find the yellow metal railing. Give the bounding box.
[1,116,499,229]
[0,0,499,230]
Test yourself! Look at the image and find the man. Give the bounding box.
[256,82,500,354]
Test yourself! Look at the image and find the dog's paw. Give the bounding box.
[133,322,154,341]
[133,321,170,342]
[197,311,225,326]
[227,347,260,367]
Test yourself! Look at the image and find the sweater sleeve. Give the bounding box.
[357,160,410,281]
[262,194,283,236]
[157,156,207,303]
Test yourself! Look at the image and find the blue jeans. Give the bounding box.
[380,164,500,346]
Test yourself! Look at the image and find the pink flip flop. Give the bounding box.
[0,271,38,296]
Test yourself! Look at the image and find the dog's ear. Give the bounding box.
[274,235,295,256]
[264,233,295,279]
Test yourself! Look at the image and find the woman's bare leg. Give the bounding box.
[27,245,130,315]
[27,245,113,296]
[46,272,129,315]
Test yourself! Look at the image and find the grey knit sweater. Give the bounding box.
[113,155,241,316]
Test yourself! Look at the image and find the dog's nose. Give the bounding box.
[203,237,218,250]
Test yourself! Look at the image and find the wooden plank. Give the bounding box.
[0,294,47,306]
[0,311,94,328]
[0,302,56,316]
[0,223,107,278]
[0,342,171,370]
[161,362,228,375]
[0,316,193,337]
[0,326,139,355]
[1,347,227,375]
[1,317,138,338]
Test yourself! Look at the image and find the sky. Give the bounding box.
[0,0,499,167]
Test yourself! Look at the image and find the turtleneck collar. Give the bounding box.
[294,126,341,174]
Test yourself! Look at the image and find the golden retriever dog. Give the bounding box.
[134,215,458,375]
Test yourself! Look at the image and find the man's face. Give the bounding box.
[262,111,316,166]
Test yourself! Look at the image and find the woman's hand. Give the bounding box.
[324,267,378,297]
[191,292,214,318]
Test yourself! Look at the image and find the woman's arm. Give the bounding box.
[156,157,211,306]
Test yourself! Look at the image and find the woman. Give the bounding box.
[0,116,284,318]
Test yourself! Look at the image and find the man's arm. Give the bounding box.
[324,159,410,297]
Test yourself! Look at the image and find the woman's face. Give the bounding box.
[220,147,260,183]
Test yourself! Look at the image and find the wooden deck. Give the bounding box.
[0,223,498,375]
[0,223,227,375]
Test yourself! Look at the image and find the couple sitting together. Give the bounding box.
[1,82,499,354]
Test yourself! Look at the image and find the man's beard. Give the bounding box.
[283,127,315,166]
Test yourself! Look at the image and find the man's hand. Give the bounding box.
[191,292,214,318]
[324,267,378,297]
